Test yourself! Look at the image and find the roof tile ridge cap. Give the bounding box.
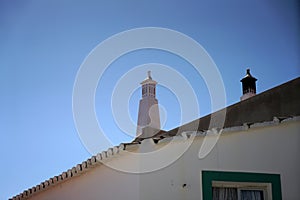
[10,166,72,199]
[281,115,300,123]
[195,116,300,136]
[95,144,125,162]
[158,131,206,143]
[168,130,208,141]
[11,146,125,200]
[222,125,248,133]
[156,115,300,143]
[249,116,292,129]
[179,131,201,139]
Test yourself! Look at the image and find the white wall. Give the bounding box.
[28,163,140,200]
[27,119,300,200]
[138,119,300,200]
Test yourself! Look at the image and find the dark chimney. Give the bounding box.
[240,69,257,101]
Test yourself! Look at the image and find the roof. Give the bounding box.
[10,77,300,200]
[167,77,300,137]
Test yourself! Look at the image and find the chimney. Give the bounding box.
[136,71,161,138]
[240,69,257,101]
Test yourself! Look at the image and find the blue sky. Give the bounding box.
[1,0,299,199]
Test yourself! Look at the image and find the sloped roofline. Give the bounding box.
[10,77,300,199]
[10,115,300,200]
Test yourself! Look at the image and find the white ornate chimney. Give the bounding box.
[136,71,161,138]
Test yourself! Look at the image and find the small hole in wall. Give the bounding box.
[182,184,187,188]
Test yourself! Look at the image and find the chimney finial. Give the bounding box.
[147,70,152,79]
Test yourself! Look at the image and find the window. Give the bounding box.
[202,171,282,200]
[212,182,268,200]
[142,87,146,96]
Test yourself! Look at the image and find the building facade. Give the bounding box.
[11,75,300,200]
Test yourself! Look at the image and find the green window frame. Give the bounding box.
[202,171,282,200]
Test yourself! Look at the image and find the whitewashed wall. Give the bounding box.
[28,119,300,200]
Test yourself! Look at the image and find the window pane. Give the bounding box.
[213,187,238,200]
[240,190,264,200]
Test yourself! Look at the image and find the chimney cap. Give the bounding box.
[241,68,257,82]
[141,71,157,85]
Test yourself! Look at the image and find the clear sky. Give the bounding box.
[1,0,299,199]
